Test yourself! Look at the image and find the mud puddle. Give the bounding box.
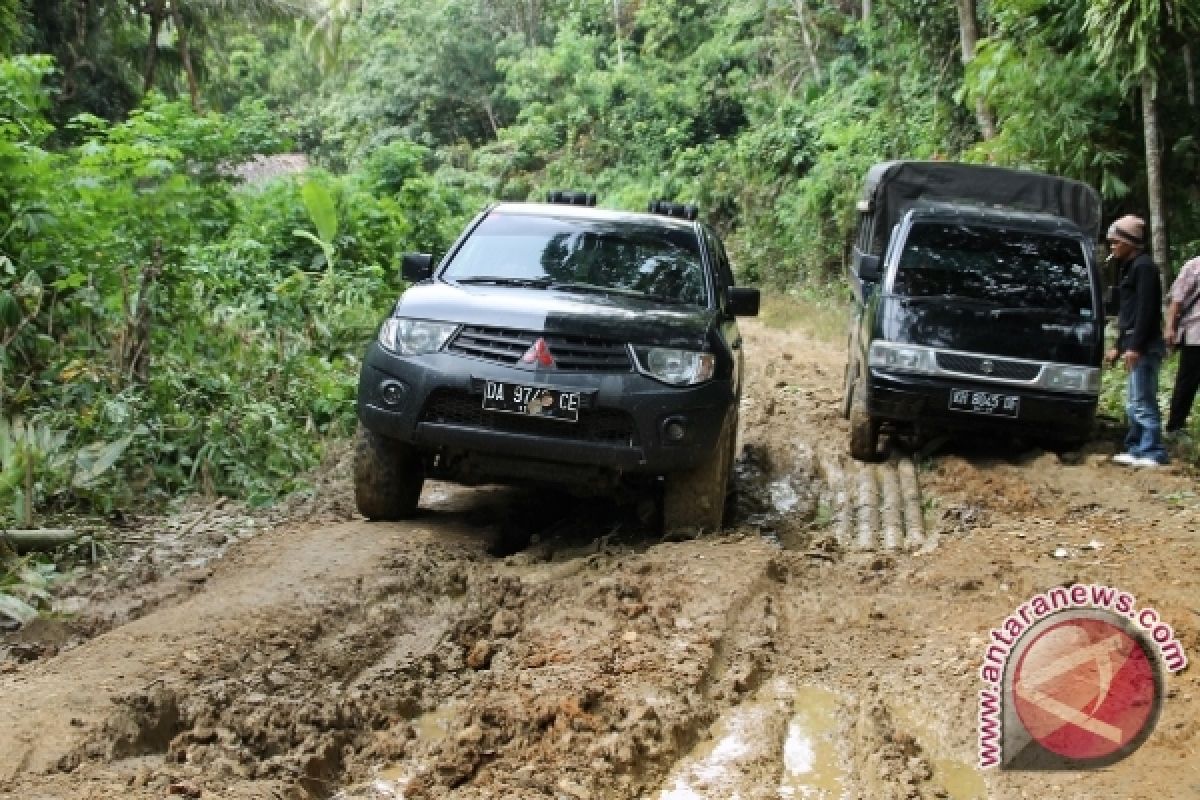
[779,685,846,799]
[652,679,849,800]
[889,701,987,800]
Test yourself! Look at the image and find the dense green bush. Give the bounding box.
[0,56,473,523]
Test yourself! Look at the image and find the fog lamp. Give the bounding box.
[380,380,407,407]
[664,419,687,442]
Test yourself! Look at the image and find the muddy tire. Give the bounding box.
[354,427,425,521]
[848,381,882,462]
[662,412,734,538]
[840,362,856,420]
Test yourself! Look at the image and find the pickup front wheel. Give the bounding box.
[354,427,425,520]
[662,412,734,538]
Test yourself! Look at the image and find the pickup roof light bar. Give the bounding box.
[648,199,699,221]
[546,190,597,207]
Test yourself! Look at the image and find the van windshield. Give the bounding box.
[891,223,1093,314]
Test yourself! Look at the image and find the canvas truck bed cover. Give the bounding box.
[860,161,1102,255]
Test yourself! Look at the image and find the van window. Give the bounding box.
[891,223,1093,314]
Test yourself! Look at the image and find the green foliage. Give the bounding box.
[0,556,54,627]
[963,34,1129,197]
[6,0,1200,515]
[0,52,473,517]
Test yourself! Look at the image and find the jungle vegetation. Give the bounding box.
[2,0,1200,529]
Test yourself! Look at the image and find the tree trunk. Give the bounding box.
[122,240,163,385]
[792,0,822,84]
[955,0,996,140]
[862,0,872,22]
[1185,43,1196,106]
[169,2,202,111]
[2,529,80,554]
[481,95,499,138]
[143,0,165,90]
[1141,71,1170,284]
[613,0,623,66]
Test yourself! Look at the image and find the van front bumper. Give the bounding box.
[867,370,1097,439]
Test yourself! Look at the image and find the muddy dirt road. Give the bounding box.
[1,316,1198,799]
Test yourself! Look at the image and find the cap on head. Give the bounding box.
[1107,214,1145,247]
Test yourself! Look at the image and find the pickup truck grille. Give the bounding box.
[419,390,640,446]
[448,326,631,372]
[936,353,1040,381]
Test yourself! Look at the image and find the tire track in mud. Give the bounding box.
[55,543,484,798]
[641,549,991,800]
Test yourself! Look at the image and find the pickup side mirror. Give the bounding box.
[857,253,882,283]
[727,287,760,317]
[401,253,433,282]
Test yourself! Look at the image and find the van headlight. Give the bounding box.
[1041,364,1100,393]
[632,347,716,385]
[868,342,937,374]
[378,318,459,355]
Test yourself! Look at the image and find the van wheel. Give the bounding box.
[354,427,425,520]
[848,382,882,462]
[663,412,733,538]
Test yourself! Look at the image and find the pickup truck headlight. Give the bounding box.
[868,341,937,374]
[1041,364,1100,393]
[632,347,716,386]
[378,318,459,355]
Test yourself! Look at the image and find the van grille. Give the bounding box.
[448,326,631,372]
[936,353,1040,381]
[419,390,640,446]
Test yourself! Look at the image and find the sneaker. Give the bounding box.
[1130,456,1163,468]
[1112,452,1137,465]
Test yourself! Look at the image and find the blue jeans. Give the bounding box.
[1124,344,1169,463]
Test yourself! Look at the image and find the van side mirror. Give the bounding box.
[857,254,881,282]
[1105,285,1119,317]
[727,287,760,317]
[401,253,433,282]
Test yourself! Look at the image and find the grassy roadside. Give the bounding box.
[757,284,851,346]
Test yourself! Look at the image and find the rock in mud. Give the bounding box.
[489,610,519,637]
[466,640,493,669]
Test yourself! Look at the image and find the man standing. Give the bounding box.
[1106,215,1169,467]
[1165,255,1200,435]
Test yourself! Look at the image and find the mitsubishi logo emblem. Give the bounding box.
[521,338,556,368]
[981,359,995,375]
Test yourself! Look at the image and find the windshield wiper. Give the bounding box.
[453,276,554,288]
[896,293,1001,307]
[550,282,688,305]
[988,306,1086,318]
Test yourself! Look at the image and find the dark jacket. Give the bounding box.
[1117,251,1164,353]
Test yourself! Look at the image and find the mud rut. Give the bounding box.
[2,319,1199,800]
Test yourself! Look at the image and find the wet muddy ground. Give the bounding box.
[1,316,1198,799]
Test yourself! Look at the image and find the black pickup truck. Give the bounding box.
[355,192,760,535]
[843,161,1106,460]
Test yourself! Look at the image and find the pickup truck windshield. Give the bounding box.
[891,222,1093,315]
[443,213,709,306]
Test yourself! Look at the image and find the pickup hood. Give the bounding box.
[393,281,714,348]
[878,295,1102,365]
